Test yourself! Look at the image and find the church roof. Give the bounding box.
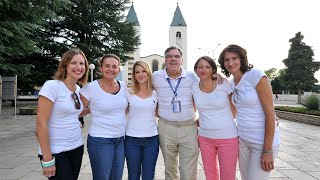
[170,3,187,26]
[125,3,140,26]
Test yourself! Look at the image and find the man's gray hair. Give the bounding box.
[164,45,183,56]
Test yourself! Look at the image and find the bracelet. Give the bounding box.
[262,149,273,154]
[41,157,55,168]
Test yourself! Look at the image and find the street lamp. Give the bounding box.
[89,63,95,82]
[198,43,221,60]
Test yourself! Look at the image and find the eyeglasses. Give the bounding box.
[71,93,81,109]
[232,88,239,104]
[165,54,181,59]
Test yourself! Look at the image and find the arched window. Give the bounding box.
[162,63,166,69]
[152,60,159,72]
[176,32,181,39]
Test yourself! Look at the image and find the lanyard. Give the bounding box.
[166,78,182,97]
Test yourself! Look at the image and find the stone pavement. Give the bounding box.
[0,105,320,179]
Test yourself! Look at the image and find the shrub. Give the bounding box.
[301,94,320,110]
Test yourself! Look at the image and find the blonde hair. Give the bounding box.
[130,61,153,94]
[54,49,89,85]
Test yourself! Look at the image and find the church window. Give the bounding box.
[176,32,181,39]
[152,60,159,72]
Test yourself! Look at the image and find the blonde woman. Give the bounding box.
[125,61,159,180]
[36,49,89,179]
[80,54,128,180]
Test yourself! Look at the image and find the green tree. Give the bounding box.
[0,0,68,76]
[264,68,278,81]
[40,0,139,64]
[282,32,320,103]
[271,69,286,94]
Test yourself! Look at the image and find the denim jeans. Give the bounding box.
[38,145,84,180]
[87,134,125,180]
[125,135,159,180]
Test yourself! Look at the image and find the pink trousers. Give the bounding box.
[198,136,238,180]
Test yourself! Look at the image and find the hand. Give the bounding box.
[195,119,200,127]
[261,152,274,172]
[43,165,56,178]
[212,73,225,84]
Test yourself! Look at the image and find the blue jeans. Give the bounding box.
[125,135,159,180]
[87,135,125,180]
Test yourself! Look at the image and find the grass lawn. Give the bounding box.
[275,106,320,116]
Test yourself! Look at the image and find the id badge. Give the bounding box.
[172,100,181,113]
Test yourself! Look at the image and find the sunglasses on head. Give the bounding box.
[71,93,81,109]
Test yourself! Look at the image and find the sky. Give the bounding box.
[128,0,320,80]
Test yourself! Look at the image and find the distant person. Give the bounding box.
[125,61,159,180]
[275,94,279,100]
[218,44,280,180]
[80,54,128,180]
[192,56,238,180]
[35,49,89,179]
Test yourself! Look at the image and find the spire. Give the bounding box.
[125,2,140,26]
[170,3,187,26]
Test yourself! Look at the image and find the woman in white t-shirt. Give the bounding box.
[218,44,280,180]
[125,61,159,180]
[80,54,128,180]
[192,56,238,180]
[36,49,89,179]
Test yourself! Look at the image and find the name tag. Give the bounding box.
[172,100,181,113]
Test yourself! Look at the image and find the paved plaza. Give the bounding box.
[0,102,320,180]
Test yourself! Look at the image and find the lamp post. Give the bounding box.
[198,43,221,60]
[89,64,95,82]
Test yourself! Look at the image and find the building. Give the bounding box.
[122,2,187,84]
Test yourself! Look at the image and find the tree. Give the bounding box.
[40,0,140,64]
[0,0,69,76]
[271,69,286,94]
[264,68,278,81]
[282,32,320,103]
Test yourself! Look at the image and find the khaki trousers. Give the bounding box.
[158,118,199,180]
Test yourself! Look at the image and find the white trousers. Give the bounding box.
[239,138,279,180]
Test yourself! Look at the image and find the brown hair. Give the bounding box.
[194,56,217,75]
[99,54,121,67]
[130,61,153,94]
[54,49,89,85]
[218,44,253,77]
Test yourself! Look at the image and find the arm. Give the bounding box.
[35,96,56,177]
[212,73,226,84]
[79,94,90,117]
[229,94,237,119]
[256,76,275,172]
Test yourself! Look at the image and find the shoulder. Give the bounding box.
[247,67,265,77]
[43,80,60,87]
[192,81,199,89]
[153,70,165,78]
[185,71,199,82]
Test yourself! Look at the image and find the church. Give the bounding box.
[122,3,188,84]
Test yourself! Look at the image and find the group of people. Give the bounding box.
[35,44,280,180]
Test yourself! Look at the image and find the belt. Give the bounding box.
[159,118,195,127]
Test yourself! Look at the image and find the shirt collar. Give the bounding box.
[163,67,186,79]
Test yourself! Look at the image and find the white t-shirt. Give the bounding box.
[152,68,199,121]
[126,89,158,137]
[80,80,128,138]
[38,80,83,155]
[192,80,238,139]
[230,68,280,145]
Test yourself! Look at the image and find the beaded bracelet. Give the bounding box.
[41,157,55,168]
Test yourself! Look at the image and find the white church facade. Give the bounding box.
[122,3,188,84]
